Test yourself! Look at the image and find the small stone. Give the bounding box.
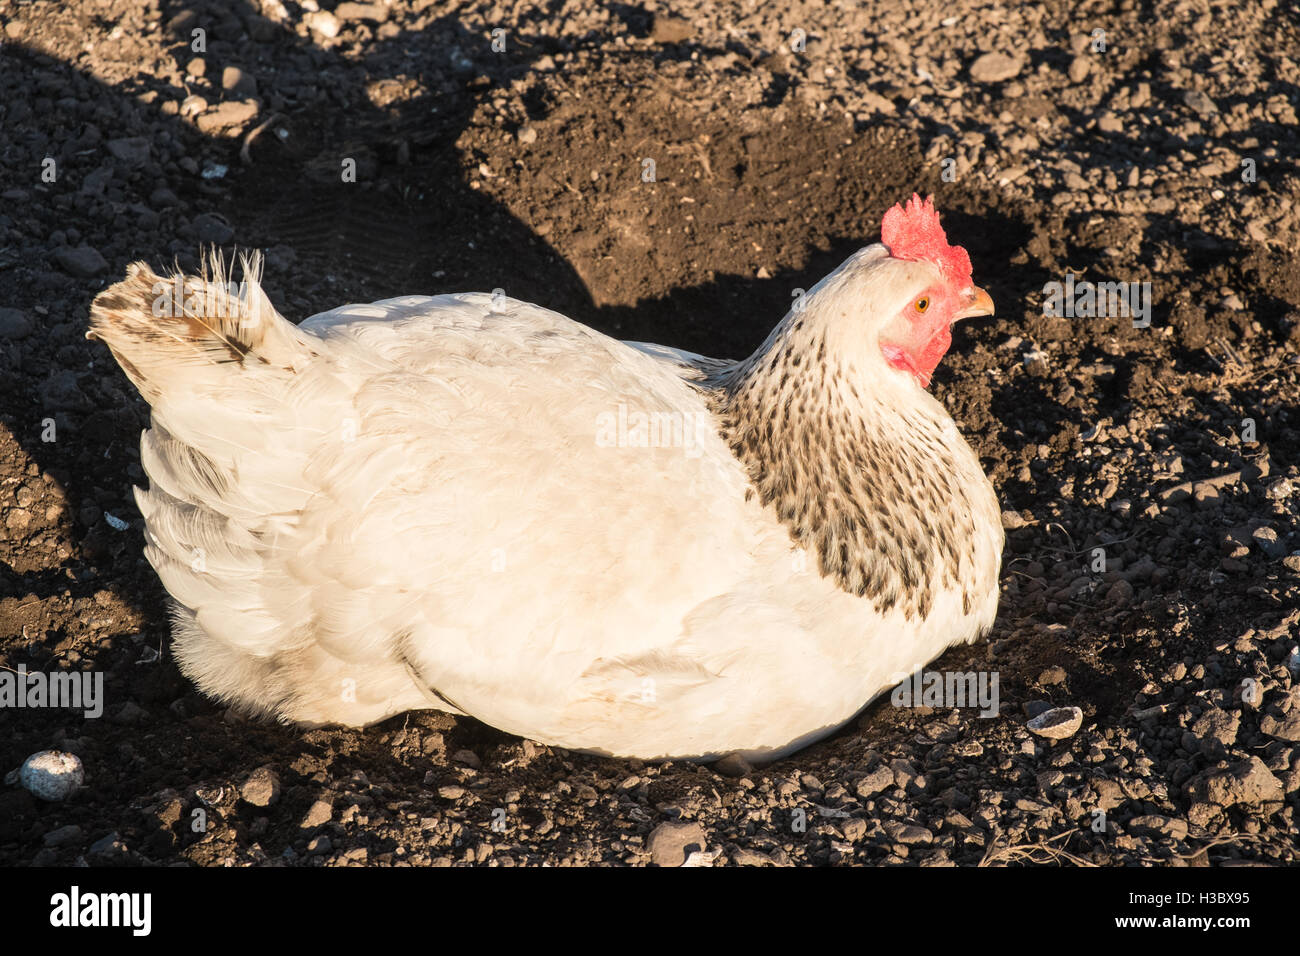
[1001,510,1027,529]
[195,100,259,133]
[1183,89,1218,117]
[240,766,281,807]
[886,821,934,845]
[150,186,181,208]
[1127,815,1189,840]
[185,57,206,78]
[1092,778,1125,811]
[305,10,340,38]
[1282,764,1300,796]
[110,700,149,724]
[651,14,692,44]
[1259,711,1300,743]
[17,751,84,801]
[40,370,88,410]
[730,846,772,866]
[1107,579,1134,606]
[713,753,753,778]
[890,758,920,790]
[969,52,1022,83]
[306,834,332,855]
[1192,481,1221,507]
[53,245,108,277]
[1098,113,1124,133]
[1067,56,1090,83]
[1037,769,1065,790]
[451,748,481,769]
[221,66,258,98]
[648,821,706,867]
[301,798,333,827]
[854,765,894,797]
[1189,756,1283,807]
[106,136,151,167]
[840,818,868,842]
[1252,526,1286,558]
[1037,666,1067,686]
[437,784,465,800]
[517,127,538,145]
[180,95,208,120]
[0,307,33,340]
[1027,706,1083,739]
[1265,478,1293,500]
[335,2,389,21]
[88,832,128,859]
[193,213,234,244]
[43,824,84,847]
[1190,707,1239,756]
[166,8,199,32]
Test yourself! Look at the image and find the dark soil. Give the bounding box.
[1,0,1298,866]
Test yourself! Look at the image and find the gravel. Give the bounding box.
[648,822,708,867]
[0,0,1297,868]
[240,767,282,808]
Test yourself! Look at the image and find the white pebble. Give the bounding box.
[306,10,340,38]
[17,750,84,801]
[1265,478,1293,500]
[1026,706,1084,740]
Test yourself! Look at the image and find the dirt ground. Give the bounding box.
[1,0,1298,866]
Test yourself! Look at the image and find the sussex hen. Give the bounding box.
[89,194,1002,760]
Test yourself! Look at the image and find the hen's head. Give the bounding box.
[802,194,993,389]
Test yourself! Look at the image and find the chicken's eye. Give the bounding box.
[914,297,930,313]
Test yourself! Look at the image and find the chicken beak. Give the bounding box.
[954,285,995,321]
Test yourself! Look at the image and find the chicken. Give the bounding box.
[88,194,1002,761]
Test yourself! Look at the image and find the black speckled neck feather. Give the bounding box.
[706,327,982,621]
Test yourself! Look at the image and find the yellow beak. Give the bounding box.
[954,285,995,320]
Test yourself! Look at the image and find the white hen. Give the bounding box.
[89,195,1002,761]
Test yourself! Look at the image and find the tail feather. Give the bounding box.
[87,251,314,402]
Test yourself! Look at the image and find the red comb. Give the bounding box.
[880,194,972,283]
